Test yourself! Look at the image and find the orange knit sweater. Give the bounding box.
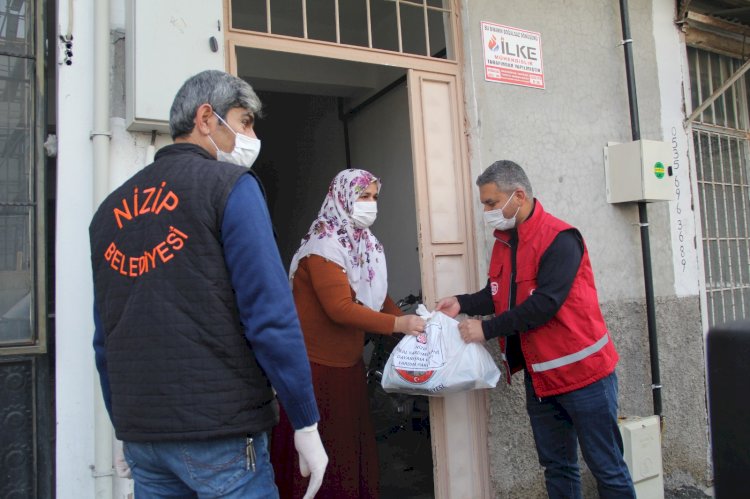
[291,255,402,367]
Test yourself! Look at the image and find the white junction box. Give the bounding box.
[126,0,225,132]
[619,415,664,499]
[604,140,675,203]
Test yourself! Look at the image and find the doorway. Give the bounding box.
[239,47,433,497]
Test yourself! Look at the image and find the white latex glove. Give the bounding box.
[114,440,132,479]
[294,423,328,499]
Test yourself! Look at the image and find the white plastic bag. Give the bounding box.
[381,305,500,396]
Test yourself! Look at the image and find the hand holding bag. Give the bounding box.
[381,305,500,396]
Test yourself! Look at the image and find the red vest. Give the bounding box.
[490,200,618,397]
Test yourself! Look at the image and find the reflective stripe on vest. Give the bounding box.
[530,332,609,373]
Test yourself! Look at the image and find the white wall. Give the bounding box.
[55,0,97,496]
[652,0,703,300]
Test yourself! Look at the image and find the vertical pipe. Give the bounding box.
[93,0,113,497]
[302,0,308,39]
[338,98,351,167]
[618,0,663,418]
[266,0,272,34]
[423,3,430,57]
[395,0,403,53]
[366,0,372,48]
[335,0,340,44]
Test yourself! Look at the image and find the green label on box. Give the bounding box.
[654,161,665,179]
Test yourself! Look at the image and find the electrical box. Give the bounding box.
[126,0,225,133]
[604,140,675,203]
[619,415,664,499]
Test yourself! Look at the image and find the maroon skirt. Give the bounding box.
[271,359,379,499]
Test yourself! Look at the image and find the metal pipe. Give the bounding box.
[618,0,663,418]
[92,0,114,496]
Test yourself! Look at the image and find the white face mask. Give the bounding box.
[351,201,378,229]
[483,194,519,231]
[209,112,261,168]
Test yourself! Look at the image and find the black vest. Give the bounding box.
[90,143,278,441]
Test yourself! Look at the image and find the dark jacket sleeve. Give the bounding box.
[456,280,495,316]
[92,302,113,421]
[221,174,319,429]
[481,229,584,340]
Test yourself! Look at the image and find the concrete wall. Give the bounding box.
[460,0,709,496]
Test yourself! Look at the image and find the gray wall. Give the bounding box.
[348,83,422,301]
[460,0,709,496]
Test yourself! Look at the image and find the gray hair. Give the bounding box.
[169,70,263,139]
[476,160,534,198]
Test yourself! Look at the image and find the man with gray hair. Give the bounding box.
[436,160,635,498]
[90,70,327,498]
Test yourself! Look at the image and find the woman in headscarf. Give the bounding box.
[270,168,425,498]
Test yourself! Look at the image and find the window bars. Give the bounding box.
[230,0,454,60]
[0,0,36,346]
[689,47,750,326]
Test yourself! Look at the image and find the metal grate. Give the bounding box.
[0,0,34,57]
[0,359,35,496]
[689,47,750,326]
[230,0,454,60]
[0,0,34,346]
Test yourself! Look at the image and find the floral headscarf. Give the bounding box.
[289,168,388,311]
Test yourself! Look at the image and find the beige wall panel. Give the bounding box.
[421,78,462,243]
[434,254,468,299]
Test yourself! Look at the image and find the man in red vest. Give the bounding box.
[436,160,635,498]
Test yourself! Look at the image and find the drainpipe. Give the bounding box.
[617,0,663,419]
[92,0,114,496]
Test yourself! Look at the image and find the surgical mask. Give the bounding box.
[351,201,377,229]
[209,112,261,168]
[483,194,519,231]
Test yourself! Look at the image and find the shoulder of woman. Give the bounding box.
[306,254,346,273]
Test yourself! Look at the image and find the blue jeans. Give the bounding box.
[525,372,636,499]
[123,432,278,499]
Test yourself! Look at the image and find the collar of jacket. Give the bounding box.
[154,142,215,162]
[492,198,544,244]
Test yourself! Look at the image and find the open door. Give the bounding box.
[406,69,492,498]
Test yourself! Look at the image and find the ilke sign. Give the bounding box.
[482,21,544,90]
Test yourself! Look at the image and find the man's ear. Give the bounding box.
[194,103,214,136]
[516,189,528,203]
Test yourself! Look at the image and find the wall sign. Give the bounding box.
[482,21,544,89]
